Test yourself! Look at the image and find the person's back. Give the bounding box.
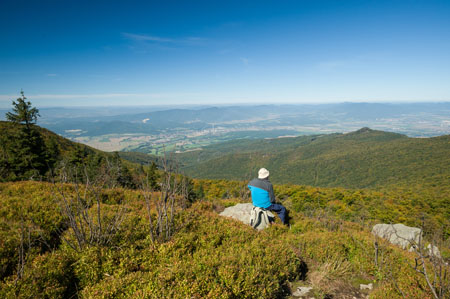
[248,168,288,225]
[248,177,274,209]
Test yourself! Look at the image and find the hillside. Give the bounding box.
[177,128,450,190]
[0,123,449,298]
[0,121,137,186]
[118,151,160,165]
[1,181,449,298]
[0,120,95,154]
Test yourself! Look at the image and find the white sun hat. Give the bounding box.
[258,168,270,179]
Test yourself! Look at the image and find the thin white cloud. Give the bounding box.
[0,93,204,102]
[184,37,205,42]
[122,33,174,43]
[122,32,206,46]
[1,92,447,108]
[46,73,58,77]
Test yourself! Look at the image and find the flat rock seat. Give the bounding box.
[219,203,274,230]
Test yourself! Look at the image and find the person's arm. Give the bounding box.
[268,183,276,203]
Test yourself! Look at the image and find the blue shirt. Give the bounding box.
[248,178,275,209]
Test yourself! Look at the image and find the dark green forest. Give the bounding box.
[0,121,140,188]
[176,127,450,191]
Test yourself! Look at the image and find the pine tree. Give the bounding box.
[4,92,47,180]
[6,91,40,130]
[147,162,160,190]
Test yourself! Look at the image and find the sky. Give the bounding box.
[1,0,450,107]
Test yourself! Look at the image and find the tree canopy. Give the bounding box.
[6,91,40,129]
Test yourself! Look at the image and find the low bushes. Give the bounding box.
[1,181,448,298]
[82,207,303,298]
[0,182,66,280]
[0,250,76,298]
[1,183,304,298]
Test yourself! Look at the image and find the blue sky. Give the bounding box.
[1,0,450,107]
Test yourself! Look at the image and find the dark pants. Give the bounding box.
[267,203,288,225]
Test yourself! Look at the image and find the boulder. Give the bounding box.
[427,244,442,259]
[359,283,373,291]
[219,203,274,230]
[292,286,313,297]
[372,223,422,249]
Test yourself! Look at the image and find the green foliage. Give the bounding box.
[196,178,450,240]
[0,121,140,188]
[177,128,450,192]
[0,251,76,298]
[140,161,160,191]
[0,122,49,181]
[0,183,303,298]
[192,179,250,201]
[0,182,66,280]
[80,206,303,298]
[118,151,159,165]
[1,93,51,179]
[1,178,448,298]
[5,91,40,129]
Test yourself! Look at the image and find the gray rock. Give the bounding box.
[219,203,253,224]
[219,203,274,230]
[372,223,422,249]
[427,244,441,259]
[359,283,373,290]
[380,225,441,260]
[292,286,313,297]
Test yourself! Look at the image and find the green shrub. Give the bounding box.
[1,181,447,298]
[0,182,66,280]
[82,206,303,298]
[0,251,76,298]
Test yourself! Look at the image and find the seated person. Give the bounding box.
[248,168,288,225]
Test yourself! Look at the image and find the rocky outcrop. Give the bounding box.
[427,243,442,259]
[292,286,313,297]
[219,203,274,230]
[372,223,422,249]
[372,223,443,259]
[360,283,373,291]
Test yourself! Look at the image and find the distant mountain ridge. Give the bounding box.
[19,102,450,138]
[176,128,450,190]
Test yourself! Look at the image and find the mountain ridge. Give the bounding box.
[176,128,450,190]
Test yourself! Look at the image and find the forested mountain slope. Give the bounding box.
[177,128,450,190]
[0,121,136,185]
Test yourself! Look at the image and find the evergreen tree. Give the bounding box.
[0,131,12,181]
[44,137,60,172]
[6,91,40,130]
[10,127,47,180]
[113,152,135,188]
[3,92,47,180]
[147,162,160,190]
[194,183,205,199]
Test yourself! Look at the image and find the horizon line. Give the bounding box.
[1,100,450,110]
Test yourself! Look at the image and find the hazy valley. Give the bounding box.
[3,102,448,154]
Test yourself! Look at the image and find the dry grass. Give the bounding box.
[308,258,353,294]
